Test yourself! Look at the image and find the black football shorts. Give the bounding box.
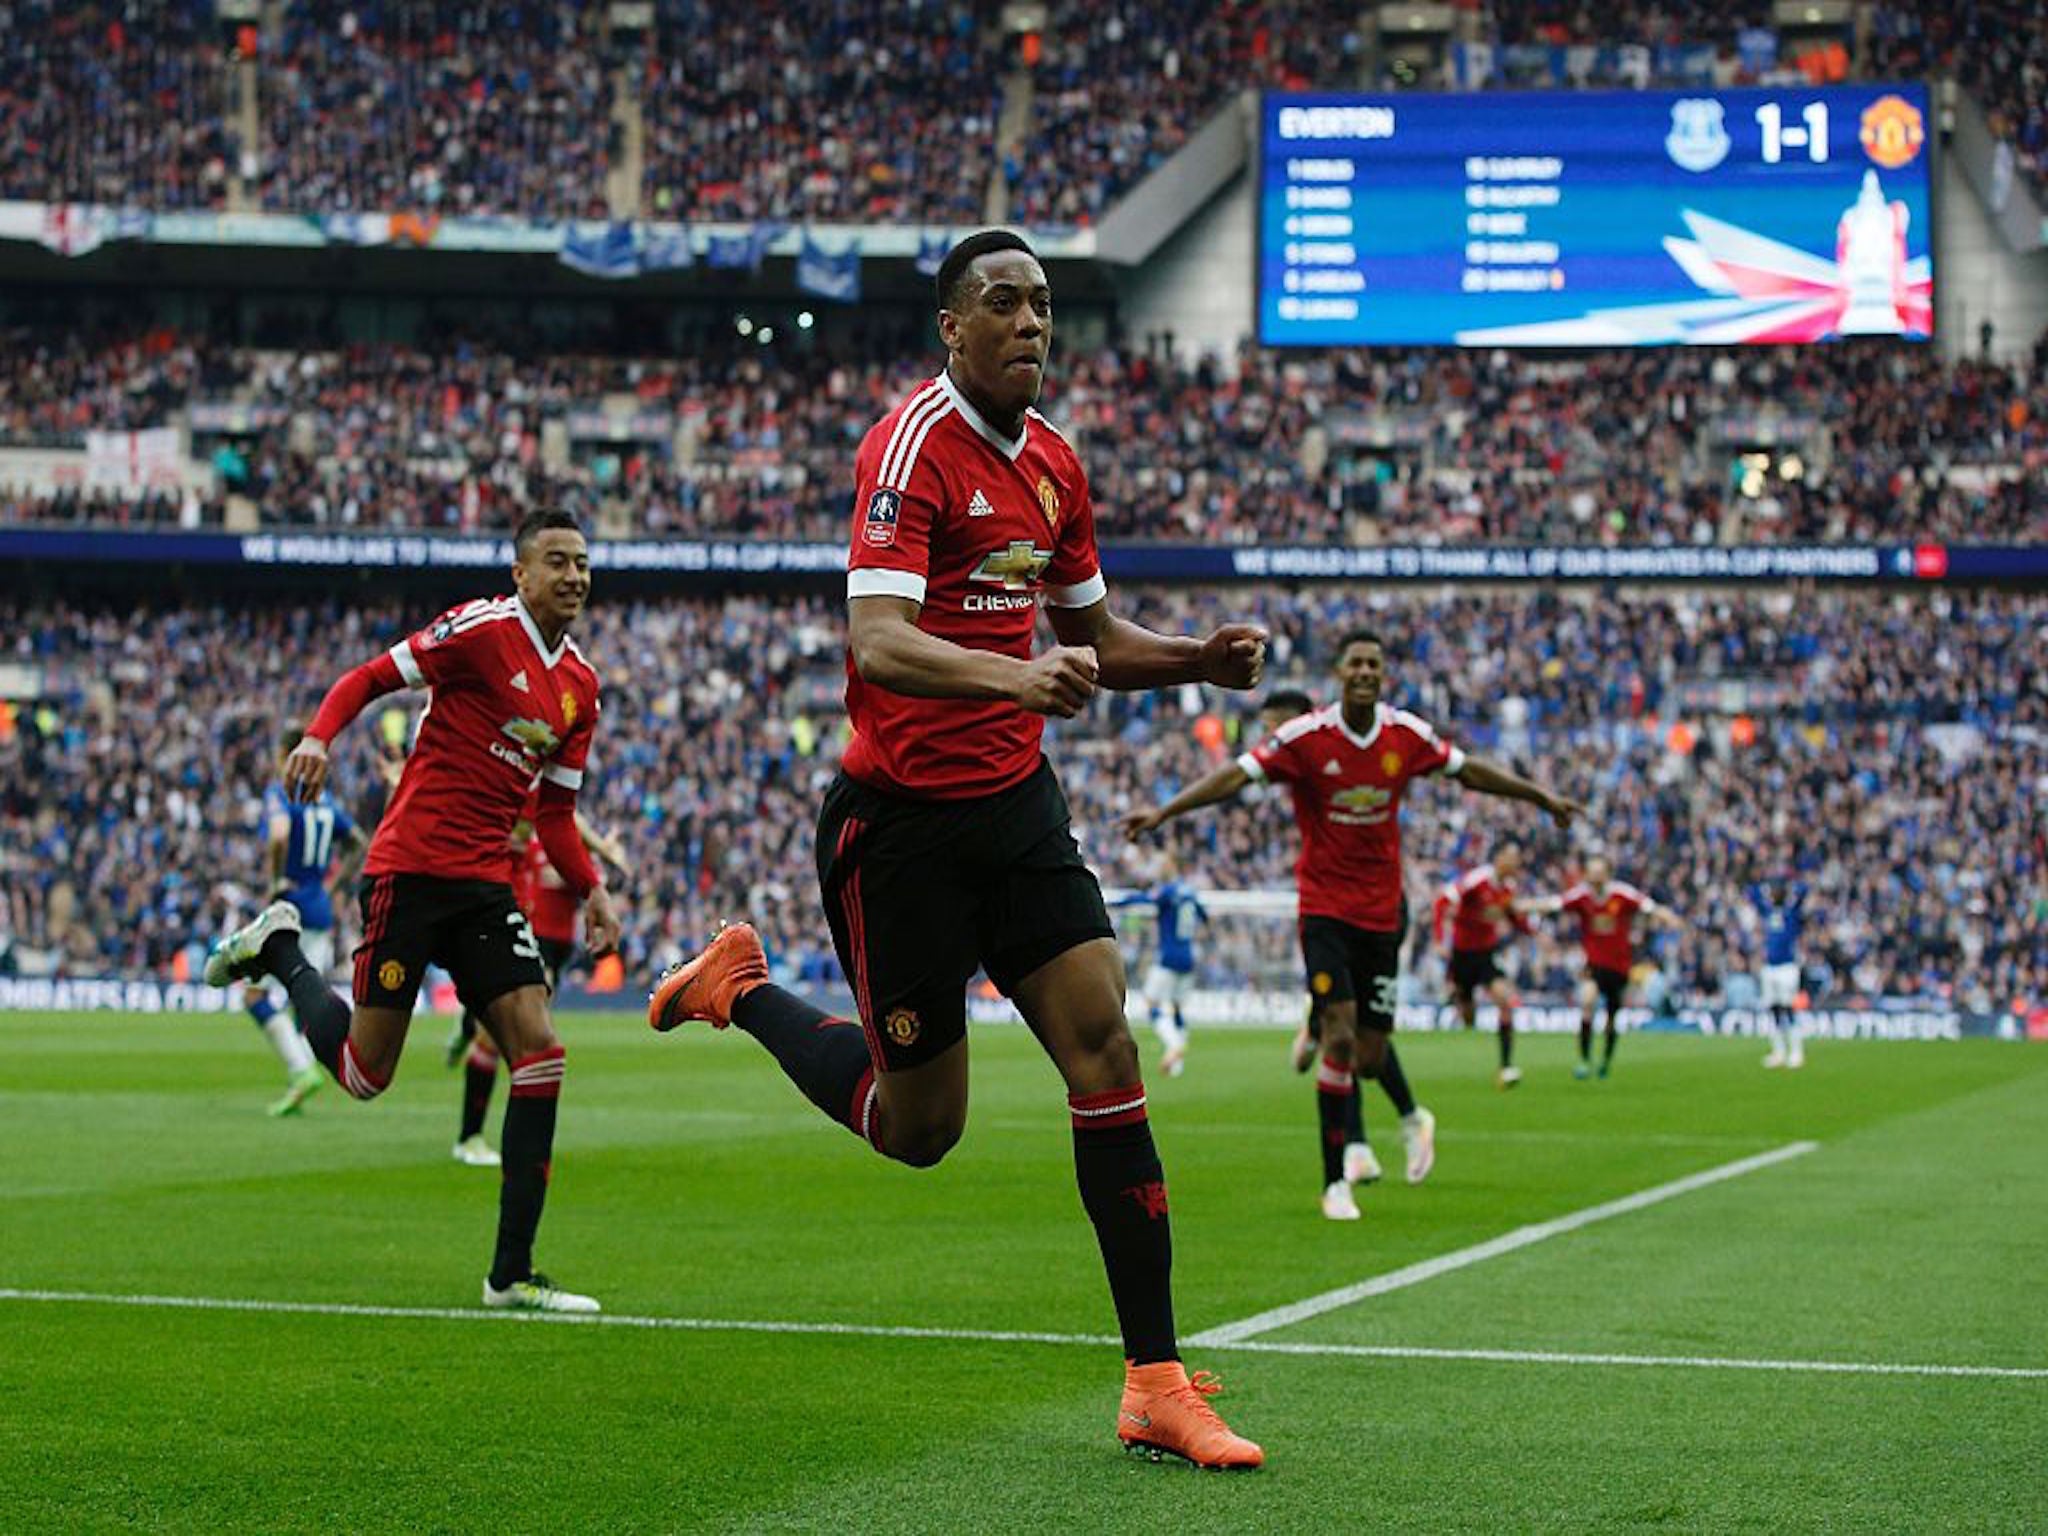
[353,873,550,1015]
[1299,914,1404,1033]
[816,759,1113,1072]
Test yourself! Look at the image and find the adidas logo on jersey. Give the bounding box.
[1324,759,1343,775]
[967,488,996,517]
[510,670,530,692]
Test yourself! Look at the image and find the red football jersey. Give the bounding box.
[513,833,580,943]
[1243,703,1463,933]
[1561,881,1651,973]
[366,595,600,884]
[1442,865,1528,954]
[841,372,1104,798]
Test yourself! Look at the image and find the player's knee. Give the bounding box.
[487,987,557,1059]
[1353,1030,1389,1076]
[887,1112,965,1169]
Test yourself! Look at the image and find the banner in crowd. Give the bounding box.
[6,529,2045,585]
[0,202,1099,266]
[83,427,184,491]
[795,234,862,302]
[557,220,696,279]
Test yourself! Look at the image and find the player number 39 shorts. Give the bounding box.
[353,873,551,1014]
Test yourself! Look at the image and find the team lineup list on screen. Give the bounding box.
[1257,84,1933,349]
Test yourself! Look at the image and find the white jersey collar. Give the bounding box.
[938,369,1028,461]
[1331,702,1385,752]
[515,595,569,669]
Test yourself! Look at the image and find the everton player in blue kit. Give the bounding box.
[1750,876,1812,1069]
[1115,856,1208,1077]
[243,726,366,1116]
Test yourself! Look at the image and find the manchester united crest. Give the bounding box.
[885,1007,921,1047]
[1859,94,1925,170]
[1035,475,1060,532]
[378,959,407,992]
[561,690,578,728]
[1381,750,1404,778]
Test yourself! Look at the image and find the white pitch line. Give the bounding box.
[0,1287,1119,1349]
[1188,1140,1821,1347]
[0,1285,2039,1381]
[1228,1339,2048,1381]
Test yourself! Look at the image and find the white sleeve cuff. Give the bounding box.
[1046,571,1107,609]
[389,641,423,687]
[1443,746,1467,777]
[1236,753,1267,782]
[848,567,928,603]
[542,763,583,790]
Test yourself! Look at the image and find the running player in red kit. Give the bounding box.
[205,508,621,1313]
[1123,631,1579,1217]
[1524,854,1683,1078]
[648,232,1267,1470]
[1436,845,1535,1088]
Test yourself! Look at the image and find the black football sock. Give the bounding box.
[461,1045,498,1141]
[731,984,879,1145]
[1578,1014,1594,1062]
[1315,1061,1354,1184]
[1498,1012,1516,1069]
[1070,1087,1176,1365]
[490,1046,564,1289]
[1344,1082,1366,1145]
[261,932,351,1076]
[1602,1016,1620,1067]
[1373,1042,1418,1118]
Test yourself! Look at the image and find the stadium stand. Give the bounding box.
[254,1,614,218]
[0,1,235,209]
[639,0,1005,223]
[0,2,2041,221]
[1,329,2042,543]
[3,588,2040,1021]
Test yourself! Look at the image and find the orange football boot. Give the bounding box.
[647,923,769,1032]
[1117,1361,1264,1470]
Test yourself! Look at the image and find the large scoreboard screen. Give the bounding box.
[1257,84,1932,347]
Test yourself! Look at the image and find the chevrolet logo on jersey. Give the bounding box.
[501,717,561,757]
[1332,784,1392,814]
[971,541,1052,591]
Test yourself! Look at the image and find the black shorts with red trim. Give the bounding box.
[816,758,1113,1073]
[353,873,550,1014]
[1448,945,1503,996]
[1299,914,1403,1033]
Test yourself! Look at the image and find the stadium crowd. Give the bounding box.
[253,1,613,219]
[639,1,1002,224]
[3,328,2043,545]
[0,2,2041,223]
[0,1,235,209]
[3,587,2041,1023]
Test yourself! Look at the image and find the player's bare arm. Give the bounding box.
[573,811,631,879]
[580,885,622,957]
[1453,754,1583,828]
[1120,761,1254,839]
[283,735,331,803]
[267,812,292,895]
[1048,600,1267,692]
[848,594,1101,717]
[325,825,370,898]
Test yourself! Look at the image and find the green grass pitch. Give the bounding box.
[2,1010,2043,1533]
